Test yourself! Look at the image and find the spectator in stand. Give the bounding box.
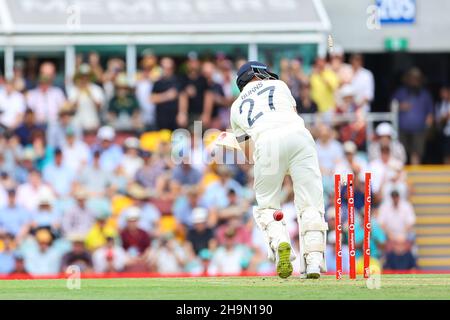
[11,60,31,92]
[218,59,240,128]
[369,145,404,196]
[0,132,23,179]
[334,141,368,183]
[103,58,126,103]
[208,228,251,275]
[336,84,358,114]
[14,109,45,147]
[147,233,188,274]
[310,56,339,114]
[202,61,229,129]
[151,57,182,130]
[135,49,161,130]
[61,188,95,237]
[219,57,240,99]
[120,207,151,255]
[315,124,344,195]
[27,129,53,171]
[15,170,54,212]
[61,127,90,173]
[349,54,374,112]
[68,64,105,132]
[29,191,61,236]
[384,234,417,271]
[77,150,111,198]
[135,150,166,190]
[380,164,409,206]
[0,189,31,241]
[61,235,93,273]
[377,190,416,241]
[280,58,308,100]
[216,213,252,247]
[179,52,208,126]
[94,126,123,173]
[87,52,104,86]
[85,211,117,251]
[437,85,450,163]
[329,46,353,86]
[42,148,75,197]
[107,73,141,131]
[92,236,128,273]
[22,228,62,275]
[120,137,143,181]
[26,63,66,125]
[118,184,160,235]
[368,122,407,165]
[392,67,433,164]
[46,103,83,148]
[0,79,26,130]
[0,233,16,274]
[13,149,35,184]
[172,160,202,188]
[186,208,214,255]
[201,165,243,211]
[173,186,206,228]
[295,82,318,114]
[336,85,367,149]
[216,189,250,226]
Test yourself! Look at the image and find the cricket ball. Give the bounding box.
[273,210,284,221]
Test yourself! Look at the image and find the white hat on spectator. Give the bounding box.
[97,126,115,141]
[126,207,141,221]
[376,122,393,137]
[38,189,55,206]
[22,148,35,161]
[339,84,355,98]
[343,141,357,154]
[124,137,140,149]
[78,63,91,75]
[192,207,208,224]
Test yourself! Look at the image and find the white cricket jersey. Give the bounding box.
[230,79,304,142]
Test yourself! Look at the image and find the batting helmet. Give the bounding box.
[236,61,279,92]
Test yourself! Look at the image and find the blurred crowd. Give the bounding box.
[1,46,443,276]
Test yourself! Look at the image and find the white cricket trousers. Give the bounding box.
[252,124,325,252]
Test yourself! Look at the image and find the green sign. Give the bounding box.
[384,38,409,51]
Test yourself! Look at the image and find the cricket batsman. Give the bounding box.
[229,61,328,279]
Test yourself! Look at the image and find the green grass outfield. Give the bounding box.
[1,274,450,300]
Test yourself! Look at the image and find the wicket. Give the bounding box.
[334,172,372,280]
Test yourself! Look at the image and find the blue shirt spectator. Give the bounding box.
[43,149,75,196]
[172,163,202,186]
[0,190,31,237]
[0,234,16,274]
[93,126,123,172]
[394,86,433,133]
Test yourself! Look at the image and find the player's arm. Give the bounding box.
[230,108,254,163]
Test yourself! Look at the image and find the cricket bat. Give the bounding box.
[214,131,241,150]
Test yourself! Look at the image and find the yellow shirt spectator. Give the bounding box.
[310,67,339,113]
[85,219,117,251]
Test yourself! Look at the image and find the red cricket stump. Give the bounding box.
[334,174,342,280]
[363,172,372,278]
[347,173,356,279]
